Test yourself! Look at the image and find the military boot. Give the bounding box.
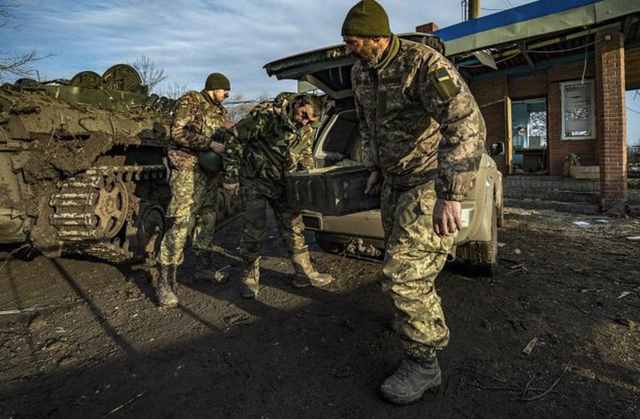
[157,264,179,308]
[238,258,260,299]
[194,253,221,283]
[291,251,335,288]
[380,356,442,405]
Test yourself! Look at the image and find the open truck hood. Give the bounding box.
[264,33,444,99]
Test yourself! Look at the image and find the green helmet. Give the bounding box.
[198,151,223,174]
[205,73,231,91]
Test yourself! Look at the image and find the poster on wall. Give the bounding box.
[561,80,596,140]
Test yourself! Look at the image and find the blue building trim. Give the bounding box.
[435,0,602,41]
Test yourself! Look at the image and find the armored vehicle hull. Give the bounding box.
[0,65,240,264]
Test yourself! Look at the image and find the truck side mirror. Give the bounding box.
[490,142,504,157]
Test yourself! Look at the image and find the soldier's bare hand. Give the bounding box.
[223,182,239,195]
[224,119,235,129]
[364,170,381,195]
[433,199,462,236]
[210,141,225,154]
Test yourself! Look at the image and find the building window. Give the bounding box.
[511,98,547,173]
[561,80,596,140]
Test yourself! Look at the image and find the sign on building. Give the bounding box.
[561,80,596,140]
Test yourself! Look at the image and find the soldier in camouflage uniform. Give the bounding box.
[342,0,486,404]
[155,73,232,308]
[224,93,335,299]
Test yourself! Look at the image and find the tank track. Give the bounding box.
[48,165,167,263]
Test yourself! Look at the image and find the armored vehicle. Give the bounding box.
[0,64,239,264]
[265,34,504,274]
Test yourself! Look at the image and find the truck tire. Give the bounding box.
[456,205,498,277]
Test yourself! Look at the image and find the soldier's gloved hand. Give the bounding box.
[210,140,225,154]
[211,128,228,143]
[433,199,463,236]
[222,182,240,195]
[364,170,381,195]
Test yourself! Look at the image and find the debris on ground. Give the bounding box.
[522,337,539,356]
[1,207,638,418]
[573,221,592,228]
[617,291,633,299]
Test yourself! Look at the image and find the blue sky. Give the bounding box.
[628,91,640,145]
[2,0,638,143]
[1,0,531,96]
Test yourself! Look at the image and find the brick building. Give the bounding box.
[422,0,640,211]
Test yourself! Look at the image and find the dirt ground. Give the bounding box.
[0,207,639,419]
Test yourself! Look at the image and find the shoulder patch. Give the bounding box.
[430,67,460,101]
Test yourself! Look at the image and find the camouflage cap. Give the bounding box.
[205,73,231,91]
[341,0,391,38]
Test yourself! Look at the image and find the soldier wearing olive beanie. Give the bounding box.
[343,0,487,408]
[341,0,391,37]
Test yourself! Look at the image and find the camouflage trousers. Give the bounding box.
[381,179,455,361]
[239,185,307,265]
[158,166,218,266]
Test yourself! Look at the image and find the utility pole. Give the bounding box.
[468,0,480,19]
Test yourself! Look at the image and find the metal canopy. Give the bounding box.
[438,0,640,57]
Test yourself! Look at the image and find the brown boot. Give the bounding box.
[157,264,179,308]
[291,251,335,288]
[239,258,260,299]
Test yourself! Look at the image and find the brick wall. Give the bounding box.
[595,31,627,208]
[416,22,439,33]
[467,57,604,177]
[547,60,599,175]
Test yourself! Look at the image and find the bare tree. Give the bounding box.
[131,56,168,92]
[157,81,189,100]
[226,94,262,123]
[0,2,47,81]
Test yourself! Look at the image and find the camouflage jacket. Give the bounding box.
[352,35,486,201]
[169,90,228,170]
[224,93,316,195]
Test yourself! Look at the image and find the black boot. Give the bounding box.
[380,356,442,405]
[157,264,179,308]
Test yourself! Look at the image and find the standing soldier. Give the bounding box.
[155,73,231,308]
[341,0,486,405]
[224,93,335,299]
